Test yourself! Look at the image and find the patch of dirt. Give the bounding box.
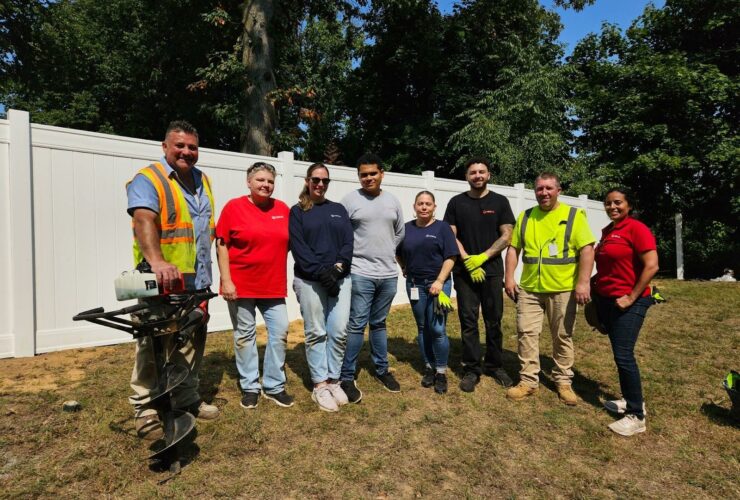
[0,348,108,394]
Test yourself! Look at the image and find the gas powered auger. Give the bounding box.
[73,263,216,473]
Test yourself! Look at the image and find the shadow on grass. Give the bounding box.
[700,402,740,428]
[538,355,617,409]
[200,350,237,410]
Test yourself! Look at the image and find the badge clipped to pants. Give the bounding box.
[410,287,420,301]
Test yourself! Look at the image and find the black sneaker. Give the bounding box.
[459,372,480,393]
[240,391,260,409]
[375,371,401,393]
[434,373,448,394]
[421,367,435,388]
[487,367,513,388]
[340,380,363,404]
[263,390,294,408]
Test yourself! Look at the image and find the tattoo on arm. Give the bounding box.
[487,224,513,258]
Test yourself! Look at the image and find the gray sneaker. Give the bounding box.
[604,398,647,415]
[608,414,646,436]
[312,386,339,412]
[326,381,349,406]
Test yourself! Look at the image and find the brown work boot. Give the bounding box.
[135,414,164,440]
[556,384,578,406]
[506,383,538,401]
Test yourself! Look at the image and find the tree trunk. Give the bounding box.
[240,0,276,155]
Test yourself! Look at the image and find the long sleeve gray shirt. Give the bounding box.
[341,189,405,278]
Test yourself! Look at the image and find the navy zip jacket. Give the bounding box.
[289,200,353,281]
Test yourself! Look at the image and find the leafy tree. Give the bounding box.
[341,0,444,172]
[1,0,244,147]
[438,0,565,177]
[569,0,739,277]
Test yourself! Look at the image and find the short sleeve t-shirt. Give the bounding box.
[396,220,460,281]
[594,216,657,298]
[443,191,515,277]
[216,196,289,298]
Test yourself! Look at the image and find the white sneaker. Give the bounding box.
[603,398,647,415]
[608,414,646,436]
[312,386,339,412]
[326,381,349,406]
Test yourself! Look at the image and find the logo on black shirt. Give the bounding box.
[481,209,496,215]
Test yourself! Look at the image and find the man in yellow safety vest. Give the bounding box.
[126,121,218,440]
[504,172,595,405]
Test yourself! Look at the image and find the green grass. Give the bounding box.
[1,280,738,498]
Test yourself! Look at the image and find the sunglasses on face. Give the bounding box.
[309,177,331,185]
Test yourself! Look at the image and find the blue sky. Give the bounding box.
[436,0,665,55]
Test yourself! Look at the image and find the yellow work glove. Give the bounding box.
[437,291,453,313]
[469,267,486,283]
[464,253,489,271]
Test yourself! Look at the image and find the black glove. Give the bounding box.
[318,268,340,297]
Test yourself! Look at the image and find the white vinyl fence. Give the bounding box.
[0,109,610,358]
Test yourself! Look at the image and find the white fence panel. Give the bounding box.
[0,122,12,358]
[0,110,611,358]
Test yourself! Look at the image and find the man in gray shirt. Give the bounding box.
[339,153,405,402]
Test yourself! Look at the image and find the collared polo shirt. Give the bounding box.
[594,216,656,298]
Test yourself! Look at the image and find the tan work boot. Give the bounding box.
[135,414,164,440]
[506,383,538,401]
[556,384,578,406]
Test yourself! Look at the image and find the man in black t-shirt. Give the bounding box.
[443,158,515,392]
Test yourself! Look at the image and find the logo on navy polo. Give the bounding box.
[331,214,342,218]
[425,234,437,239]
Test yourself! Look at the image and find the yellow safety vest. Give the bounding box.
[518,204,581,293]
[129,162,215,273]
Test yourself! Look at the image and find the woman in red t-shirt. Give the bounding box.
[216,162,293,410]
[592,188,659,437]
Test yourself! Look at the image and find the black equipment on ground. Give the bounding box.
[73,288,216,473]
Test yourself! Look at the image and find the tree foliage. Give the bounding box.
[569,0,739,276]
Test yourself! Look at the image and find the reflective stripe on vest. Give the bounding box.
[128,162,214,272]
[520,206,578,265]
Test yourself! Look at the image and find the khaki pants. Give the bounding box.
[129,303,207,417]
[516,289,577,388]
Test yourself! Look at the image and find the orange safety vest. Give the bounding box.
[128,162,215,273]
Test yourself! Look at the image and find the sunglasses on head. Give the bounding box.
[309,177,331,185]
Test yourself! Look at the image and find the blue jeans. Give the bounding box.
[228,298,289,395]
[293,276,352,384]
[406,278,451,371]
[595,294,651,418]
[340,274,398,380]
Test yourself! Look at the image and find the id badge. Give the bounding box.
[410,287,420,301]
[548,243,559,257]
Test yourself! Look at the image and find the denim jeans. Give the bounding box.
[406,277,451,371]
[293,275,352,384]
[453,271,505,375]
[340,274,398,380]
[595,294,651,418]
[228,298,289,395]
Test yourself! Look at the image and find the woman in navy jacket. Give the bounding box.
[289,163,354,412]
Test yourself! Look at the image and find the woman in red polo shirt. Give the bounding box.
[592,188,659,436]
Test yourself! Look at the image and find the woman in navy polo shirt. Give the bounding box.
[592,188,659,436]
[396,191,459,394]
